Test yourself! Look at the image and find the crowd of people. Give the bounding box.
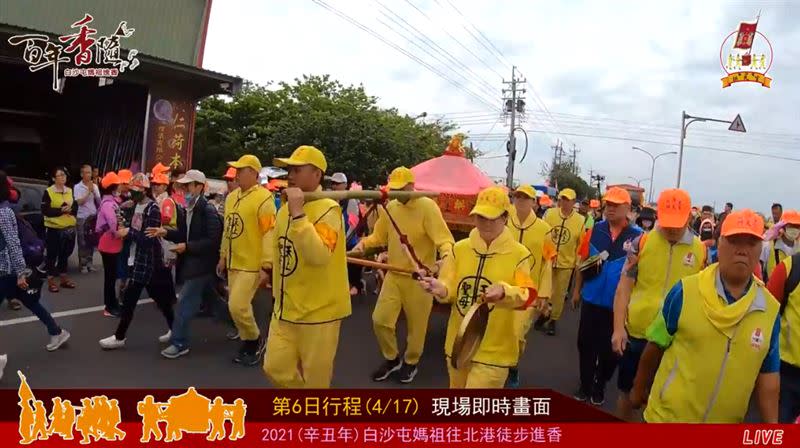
[0,145,798,425]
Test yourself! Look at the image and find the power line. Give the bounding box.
[311,0,500,112]
[401,0,505,79]
[439,0,511,69]
[373,0,499,99]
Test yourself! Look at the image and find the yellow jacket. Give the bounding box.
[507,211,555,298]
[272,193,351,324]
[221,185,276,272]
[778,256,800,367]
[543,208,584,269]
[44,186,77,229]
[361,197,454,275]
[438,228,536,367]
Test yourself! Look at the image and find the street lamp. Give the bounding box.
[632,146,678,203]
[627,176,650,188]
[676,111,745,187]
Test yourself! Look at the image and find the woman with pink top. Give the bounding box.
[96,172,129,317]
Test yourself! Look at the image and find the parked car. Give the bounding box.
[12,177,48,239]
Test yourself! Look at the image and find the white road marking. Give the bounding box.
[0,299,154,327]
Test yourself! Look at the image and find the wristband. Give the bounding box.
[292,213,306,220]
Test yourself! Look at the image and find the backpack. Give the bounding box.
[84,214,99,247]
[10,213,45,267]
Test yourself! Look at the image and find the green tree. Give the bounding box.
[539,161,596,200]
[193,75,455,187]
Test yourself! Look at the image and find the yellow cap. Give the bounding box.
[470,186,511,219]
[274,145,327,172]
[387,167,415,190]
[559,188,576,201]
[228,154,262,173]
[513,184,538,199]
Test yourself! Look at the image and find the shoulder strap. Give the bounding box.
[782,253,800,315]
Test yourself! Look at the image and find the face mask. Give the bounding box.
[130,191,145,203]
[785,228,800,241]
[641,219,653,230]
[184,192,195,203]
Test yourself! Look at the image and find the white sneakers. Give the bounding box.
[99,335,126,350]
[0,354,7,381]
[99,330,171,350]
[46,330,71,352]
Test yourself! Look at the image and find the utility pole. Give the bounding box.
[503,66,526,189]
[590,172,605,198]
[569,144,579,175]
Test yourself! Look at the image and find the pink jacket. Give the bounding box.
[96,195,123,254]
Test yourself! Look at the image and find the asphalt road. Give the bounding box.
[0,254,619,414]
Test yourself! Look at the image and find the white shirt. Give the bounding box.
[760,237,799,266]
[74,181,100,219]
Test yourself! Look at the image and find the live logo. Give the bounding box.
[742,429,784,446]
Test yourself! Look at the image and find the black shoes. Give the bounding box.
[545,320,557,336]
[398,363,418,384]
[234,340,261,366]
[372,358,402,382]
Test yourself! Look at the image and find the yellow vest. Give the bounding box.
[272,197,351,324]
[766,240,794,279]
[362,197,454,273]
[543,208,584,269]
[507,212,554,295]
[627,229,706,339]
[644,266,779,423]
[222,185,275,272]
[43,186,76,229]
[442,228,534,367]
[779,256,800,367]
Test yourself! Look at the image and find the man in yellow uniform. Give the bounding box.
[219,155,276,366]
[540,188,584,336]
[506,184,554,387]
[631,209,780,423]
[418,186,538,388]
[611,189,706,420]
[263,146,351,388]
[352,167,454,384]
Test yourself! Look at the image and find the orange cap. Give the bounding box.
[152,162,171,176]
[117,169,133,183]
[151,173,170,185]
[223,167,237,180]
[539,195,553,207]
[100,172,121,189]
[589,199,600,209]
[720,209,764,239]
[782,210,800,226]
[656,189,692,228]
[603,187,631,205]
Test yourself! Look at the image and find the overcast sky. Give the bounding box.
[204,0,799,212]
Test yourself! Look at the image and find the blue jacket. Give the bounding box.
[581,220,642,309]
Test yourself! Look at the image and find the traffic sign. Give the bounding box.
[728,114,746,132]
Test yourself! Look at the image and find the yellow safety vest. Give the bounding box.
[543,208,584,269]
[766,240,794,280]
[43,186,76,229]
[627,229,706,339]
[272,196,351,324]
[644,266,779,423]
[779,256,800,367]
[222,185,275,272]
[441,228,535,367]
[507,212,554,294]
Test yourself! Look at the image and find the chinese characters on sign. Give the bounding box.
[431,396,550,417]
[270,425,564,444]
[16,372,246,445]
[7,14,140,92]
[273,396,419,417]
[145,98,195,173]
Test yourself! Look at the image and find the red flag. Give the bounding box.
[733,21,758,50]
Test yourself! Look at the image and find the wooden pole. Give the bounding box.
[301,190,438,202]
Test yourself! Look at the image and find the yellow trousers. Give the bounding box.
[227,270,261,341]
[372,273,433,365]
[515,306,537,357]
[549,268,573,321]
[447,360,508,388]
[263,318,341,388]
